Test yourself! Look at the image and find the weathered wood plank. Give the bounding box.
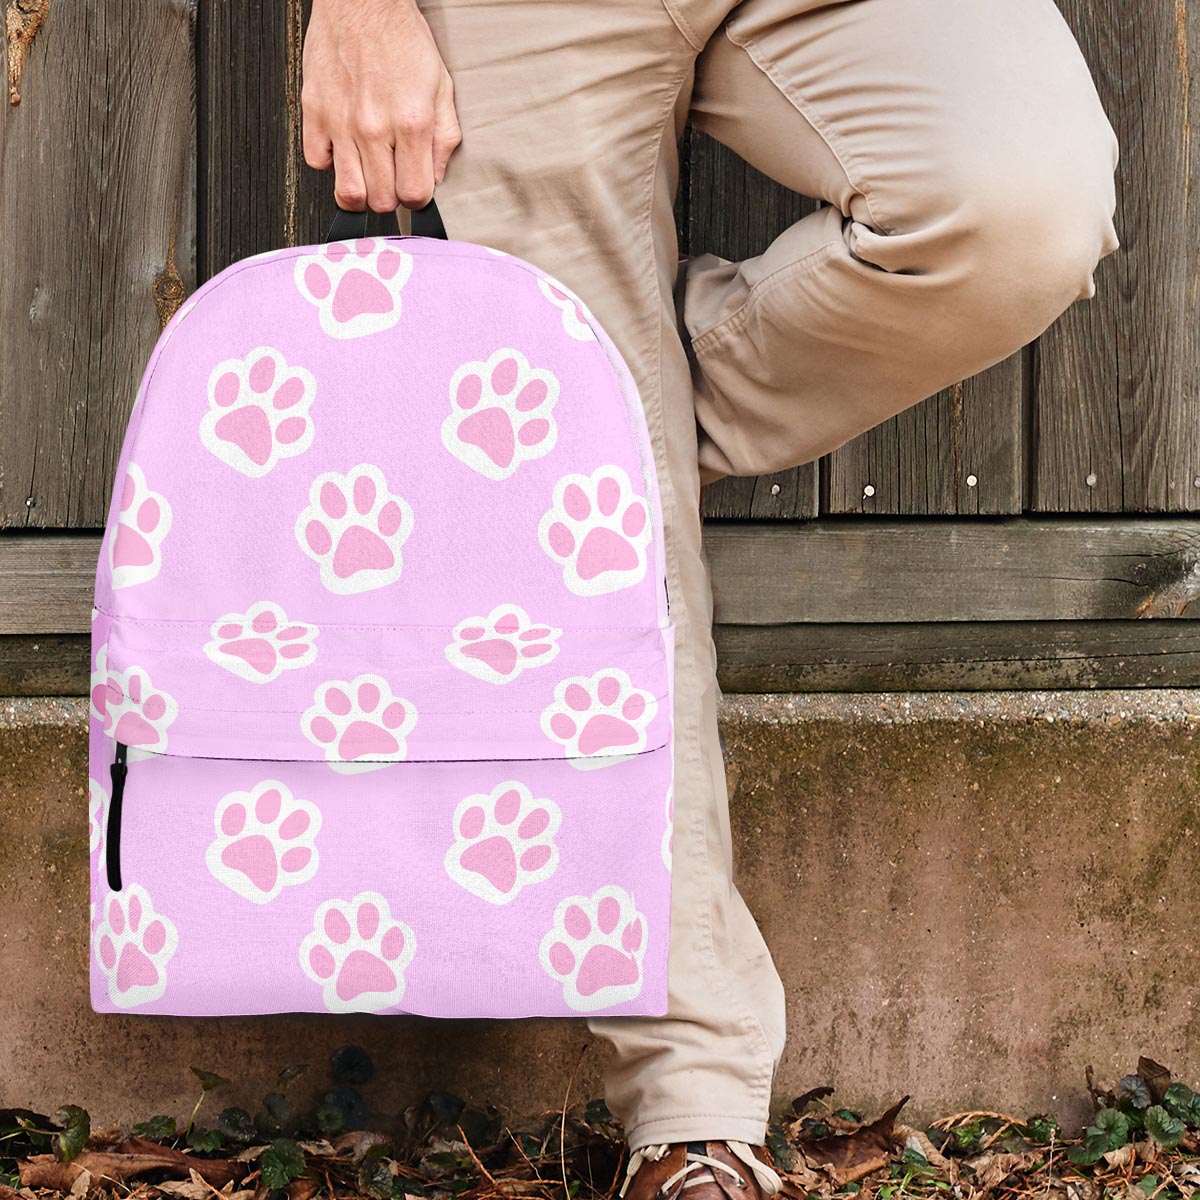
[705,520,1200,624]
[0,0,197,528]
[8,520,1200,636]
[684,131,820,520]
[1033,0,1199,513]
[0,536,98,633]
[823,353,1025,516]
[199,0,394,279]
[8,619,1200,697]
[714,620,1200,692]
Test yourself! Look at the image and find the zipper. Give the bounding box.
[106,742,128,891]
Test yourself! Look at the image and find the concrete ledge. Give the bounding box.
[4,693,1200,1131]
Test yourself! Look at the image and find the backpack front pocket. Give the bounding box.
[89,614,674,1019]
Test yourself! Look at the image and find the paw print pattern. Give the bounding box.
[539,466,652,596]
[294,239,413,339]
[90,642,110,724]
[206,781,321,904]
[89,778,108,859]
[441,348,560,480]
[444,604,561,685]
[296,464,415,595]
[301,674,417,772]
[540,886,647,1012]
[101,664,178,755]
[541,669,658,770]
[537,276,596,342]
[444,782,561,905]
[204,601,318,684]
[300,891,415,1013]
[109,464,172,590]
[200,347,315,477]
[93,884,179,1009]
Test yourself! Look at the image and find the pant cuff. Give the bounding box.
[624,1112,770,1152]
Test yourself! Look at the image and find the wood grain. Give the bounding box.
[0,0,196,529]
[1034,0,1200,513]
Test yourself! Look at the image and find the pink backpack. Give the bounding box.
[89,204,674,1018]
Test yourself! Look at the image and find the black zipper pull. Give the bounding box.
[106,742,128,891]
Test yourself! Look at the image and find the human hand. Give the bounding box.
[301,0,462,212]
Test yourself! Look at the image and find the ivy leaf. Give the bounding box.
[217,1107,256,1145]
[315,1101,345,1137]
[187,1128,223,1153]
[132,1115,177,1140]
[1163,1083,1200,1127]
[52,1107,90,1164]
[260,1138,305,1189]
[1119,1076,1153,1110]
[1145,1106,1186,1149]
[427,1092,465,1126]
[331,1046,374,1086]
[358,1145,396,1200]
[1091,1108,1130,1150]
[276,1065,309,1090]
[190,1068,229,1094]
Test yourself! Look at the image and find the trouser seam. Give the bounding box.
[690,239,842,351]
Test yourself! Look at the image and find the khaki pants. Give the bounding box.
[419,0,1120,1149]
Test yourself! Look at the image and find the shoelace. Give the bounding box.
[618,1142,783,1199]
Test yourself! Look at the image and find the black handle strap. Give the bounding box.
[324,196,447,243]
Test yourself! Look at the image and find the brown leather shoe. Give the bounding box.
[618,1141,783,1200]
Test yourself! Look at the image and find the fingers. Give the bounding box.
[331,138,368,212]
[431,76,462,184]
[359,124,401,212]
[393,106,436,209]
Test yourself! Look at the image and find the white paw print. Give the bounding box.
[301,674,417,772]
[538,466,652,596]
[93,884,180,1009]
[90,777,109,858]
[537,276,596,341]
[300,891,416,1013]
[541,668,658,770]
[109,464,172,590]
[296,464,415,595]
[441,348,559,480]
[204,601,318,684]
[294,238,413,339]
[199,347,315,477]
[540,885,647,1013]
[206,781,321,904]
[444,604,561,685]
[444,781,561,905]
[100,664,178,756]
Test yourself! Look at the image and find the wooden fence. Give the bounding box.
[1,0,1198,693]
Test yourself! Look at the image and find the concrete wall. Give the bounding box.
[4,692,1199,1132]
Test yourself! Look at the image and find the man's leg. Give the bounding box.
[683,0,1120,481]
[418,0,788,1151]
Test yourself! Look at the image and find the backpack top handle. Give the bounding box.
[324,196,447,244]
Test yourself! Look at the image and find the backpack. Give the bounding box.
[88,203,674,1018]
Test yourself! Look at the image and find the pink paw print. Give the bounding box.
[541,668,658,770]
[101,663,178,754]
[109,464,172,590]
[537,276,596,342]
[294,239,413,339]
[441,348,559,480]
[539,466,652,596]
[93,884,179,1009]
[444,782,561,905]
[444,604,561,685]
[205,600,318,684]
[200,347,315,477]
[300,892,415,1013]
[540,886,647,1012]
[296,464,414,595]
[206,781,321,904]
[301,674,417,772]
